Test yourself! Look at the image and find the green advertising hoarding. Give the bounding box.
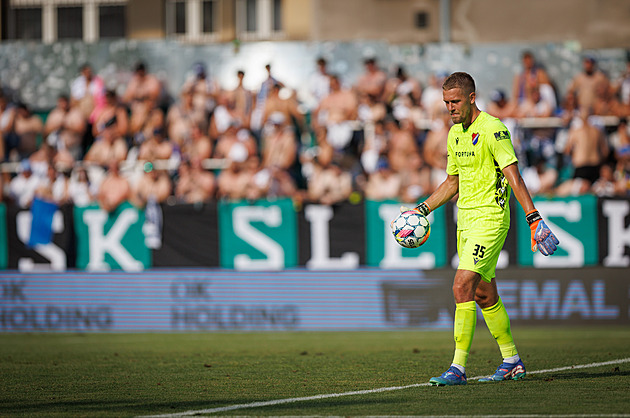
[365,200,448,268]
[74,202,151,270]
[0,203,7,269]
[517,194,598,267]
[218,198,298,269]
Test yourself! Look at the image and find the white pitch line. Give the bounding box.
[139,357,630,417]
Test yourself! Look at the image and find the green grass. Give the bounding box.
[1,327,630,417]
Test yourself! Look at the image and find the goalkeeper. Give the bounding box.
[411,72,559,386]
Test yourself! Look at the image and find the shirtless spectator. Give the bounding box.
[84,116,128,166]
[97,160,131,212]
[166,87,206,147]
[6,103,43,160]
[138,127,173,162]
[230,70,255,129]
[93,89,129,140]
[382,65,422,108]
[356,57,387,98]
[364,157,402,201]
[423,108,450,189]
[70,63,105,122]
[175,157,216,203]
[592,81,623,117]
[44,95,86,160]
[421,72,448,120]
[132,163,172,208]
[313,75,358,154]
[357,93,387,125]
[399,152,433,203]
[261,112,297,171]
[251,64,283,133]
[213,122,257,161]
[514,84,554,118]
[567,55,610,113]
[34,164,70,205]
[556,110,609,196]
[262,83,304,132]
[384,117,420,173]
[181,62,219,118]
[248,165,297,200]
[209,92,241,142]
[181,122,212,162]
[306,157,352,205]
[0,92,14,161]
[216,144,256,200]
[512,51,555,108]
[614,59,630,116]
[486,89,516,120]
[123,62,163,136]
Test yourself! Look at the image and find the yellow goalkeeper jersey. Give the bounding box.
[446,111,518,229]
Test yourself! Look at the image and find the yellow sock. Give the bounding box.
[481,297,518,359]
[452,301,477,368]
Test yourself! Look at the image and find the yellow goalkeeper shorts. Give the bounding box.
[457,225,508,283]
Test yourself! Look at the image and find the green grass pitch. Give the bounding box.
[1,327,630,416]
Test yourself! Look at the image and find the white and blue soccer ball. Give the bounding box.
[390,210,431,249]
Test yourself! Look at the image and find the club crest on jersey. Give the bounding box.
[472,133,479,145]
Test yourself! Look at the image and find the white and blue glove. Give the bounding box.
[526,210,559,256]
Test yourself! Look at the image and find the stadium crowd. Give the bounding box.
[1,51,630,212]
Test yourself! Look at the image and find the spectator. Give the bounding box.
[486,89,516,120]
[247,165,297,200]
[384,116,420,173]
[209,91,241,142]
[216,145,256,200]
[305,57,331,111]
[512,51,555,108]
[180,62,220,118]
[250,63,283,133]
[83,116,128,166]
[92,89,130,140]
[382,65,422,109]
[399,152,433,203]
[356,57,387,98]
[556,110,609,196]
[592,80,623,117]
[421,72,448,120]
[181,122,212,162]
[609,117,630,161]
[261,112,297,171]
[166,87,206,147]
[44,95,86,160]
[360,119,387,174]
[364,157,402,200]
[423,108,451,189]
[123,62,163,136]
[34,164,70,205]
[0,91,15,161]
[313,75,358,155]
[68,166,95,206]
[138,127,174,163]
[132,162,172,208]
[175,157,216,203]
[230,70,255,129]
[614,58,630,116]
[567,55,610,113]
[306,157,352,205]
[262,83,304,133]
[70,63,105,121]
[96,160,131,212]
[357,93,387,124]
[6,103,43,160]
[521,153,558,196]
[591,163,617,197]
[8,159,40,208]
[213,122,257,161]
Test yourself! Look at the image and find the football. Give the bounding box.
[390,210,431,248]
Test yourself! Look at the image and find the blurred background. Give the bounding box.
[0,0,629,332]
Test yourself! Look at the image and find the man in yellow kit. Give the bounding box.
[410,72,559,385]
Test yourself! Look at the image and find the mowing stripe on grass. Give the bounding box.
[139,357,630,417]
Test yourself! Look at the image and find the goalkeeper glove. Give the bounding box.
[400,202,431,216]
[526,210,559,256]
